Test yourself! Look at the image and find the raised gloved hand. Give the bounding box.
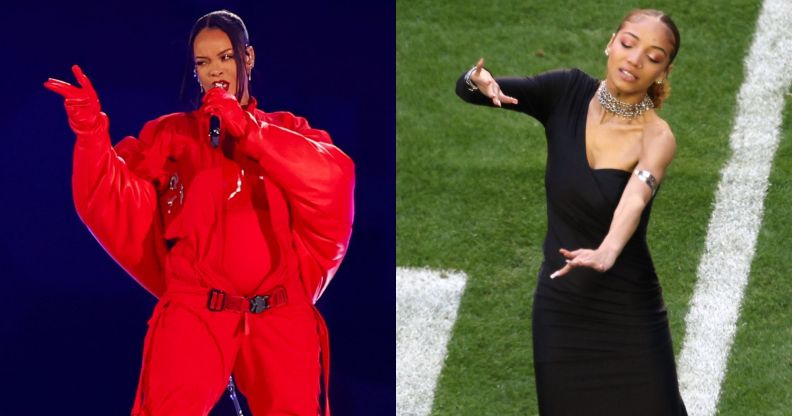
[200,86,256,138]
[43,65,106,134]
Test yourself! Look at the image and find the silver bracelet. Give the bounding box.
[464,66,479,92]
[633,169,658,196]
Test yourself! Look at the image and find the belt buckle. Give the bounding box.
[207,288,226,312]
[249,295,270,314]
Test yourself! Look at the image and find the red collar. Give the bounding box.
[242,97,258,113]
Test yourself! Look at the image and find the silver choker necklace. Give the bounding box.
[596,81,654,119]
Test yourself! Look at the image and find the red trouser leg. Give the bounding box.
[132,299,242,416]
[233,301,322,416]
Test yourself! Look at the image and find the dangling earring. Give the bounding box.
[194,69,204,93]
[604,49,609,57]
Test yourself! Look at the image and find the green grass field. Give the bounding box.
[397,0,790,414]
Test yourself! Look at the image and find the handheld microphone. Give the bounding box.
[207,82,225,148]
[209,115,220,148]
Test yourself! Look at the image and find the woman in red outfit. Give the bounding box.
[43,10,354,416]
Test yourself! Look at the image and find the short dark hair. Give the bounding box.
[180,10,252,110]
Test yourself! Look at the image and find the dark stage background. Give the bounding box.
[1,1,394,415]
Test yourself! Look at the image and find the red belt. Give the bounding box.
[207,286,288,314]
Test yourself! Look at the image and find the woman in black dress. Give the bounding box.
[456,9,687,415]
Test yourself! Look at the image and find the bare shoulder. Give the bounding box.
[644,116,676,150]
[642,116,676,159]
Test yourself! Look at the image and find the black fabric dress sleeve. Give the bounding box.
[455,68,579,125]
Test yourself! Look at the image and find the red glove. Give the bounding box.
[200,86,257,138]
[43,65,105,134]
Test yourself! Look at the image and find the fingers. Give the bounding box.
[550,264,571,279]
[484,79,505,107]
[499,91,519,105]
[202,98,234,118]
[555,247,609,276]
[489,83,502,107]
[551,257,593,279]
[201,88,242,123]
[201,96,225,113]
[559,248,581,258]
[201,96,222,117]
[472,57,513,107]
[552,248,608,278]
[43,78,77,97]
[202,104,221,118]
[551,255,584,279]
[484,80,518,107]
[474,57,484,76]
[71,65,94,91]
[44,65,96,99]
[201,86,232,105]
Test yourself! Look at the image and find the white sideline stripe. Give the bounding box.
[677,1,792,415]
[396,267,468,416]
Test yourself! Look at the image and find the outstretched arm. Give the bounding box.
[44,65,168,297]
[455,58,577,123]
[551,127,676,278]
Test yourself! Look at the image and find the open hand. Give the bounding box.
[470,58,518,107]
[550,247,617,279]
[43,65,103,132]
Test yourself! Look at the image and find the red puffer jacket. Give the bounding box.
[71,96,354,302]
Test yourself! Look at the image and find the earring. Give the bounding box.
[604,49,609,57]
[655,79,664,85]
[194,69,204,92]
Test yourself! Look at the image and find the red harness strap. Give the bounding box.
[131,299,171,416]
[313,306,332,416]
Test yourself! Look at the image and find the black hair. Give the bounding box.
[617,9,680,64]
[617,9,681,109]
[179,10,252,110]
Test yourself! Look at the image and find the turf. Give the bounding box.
[397,0,772,414]
[717,97,792,415]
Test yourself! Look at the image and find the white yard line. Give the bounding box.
[677,1,792,415]
[396,267,467,416]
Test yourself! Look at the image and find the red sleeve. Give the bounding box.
[243,111,355,303]
[71,113,172,297]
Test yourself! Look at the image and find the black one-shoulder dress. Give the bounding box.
[456,68,687,416]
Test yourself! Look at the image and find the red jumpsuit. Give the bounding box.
[70,97,354,415]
